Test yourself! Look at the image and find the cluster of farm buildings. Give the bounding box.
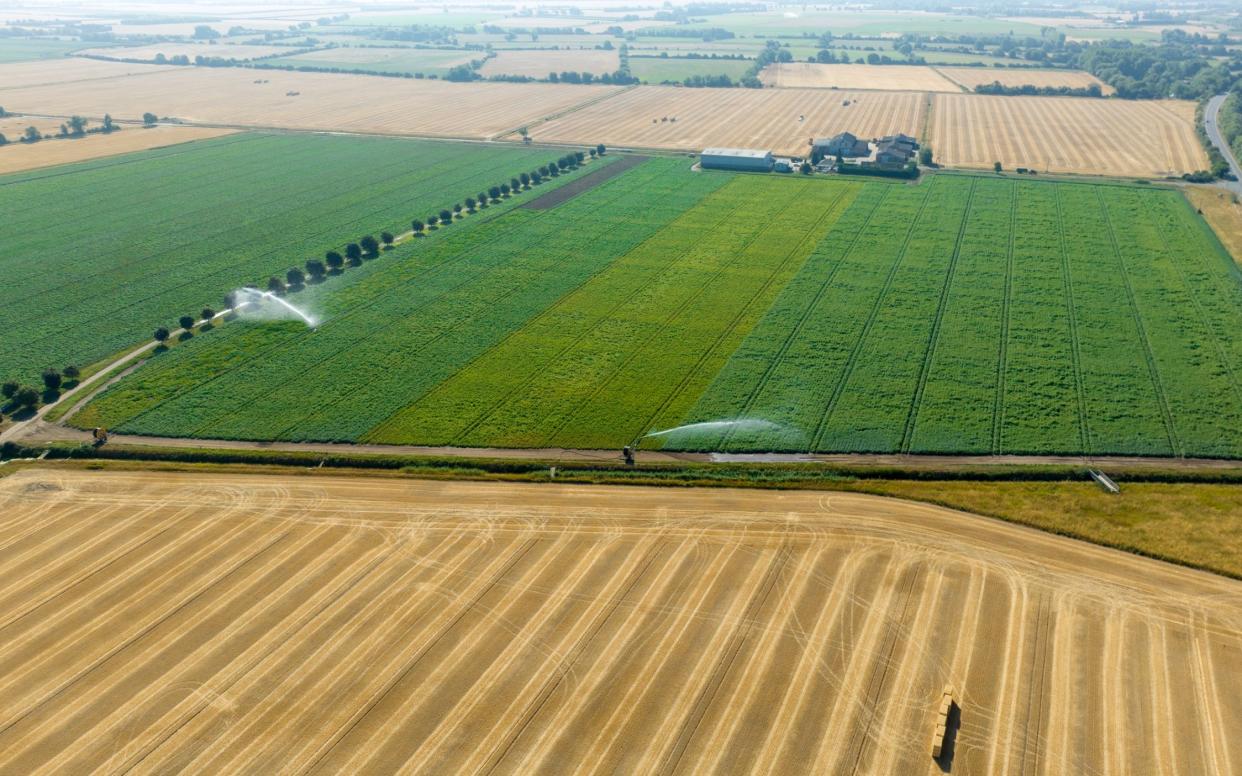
[701,132,920,174]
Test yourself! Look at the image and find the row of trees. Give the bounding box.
[0,365,79,416]
[11,114,118,145]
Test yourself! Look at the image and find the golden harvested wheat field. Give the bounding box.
[1,469,1239,775]
[0,58,175,90]
[936,66,1114,94]
[0,67,620,139]
[0,124,235,173]
[761,62,961,92]
[929,93,1205,177]
[478,49,621,78]
[528,86,926,155]
[74,43,293,62]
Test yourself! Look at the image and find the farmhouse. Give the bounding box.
[700,147,774,172]
[875,134,918,165]
[812,131,869,159]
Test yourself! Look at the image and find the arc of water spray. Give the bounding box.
[235,287,318,328]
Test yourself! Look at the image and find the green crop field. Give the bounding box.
[0,132,583,384]
[628,57,753,84]
[0,38,87,63]
[75,161,1242,458]
[267,46,477,75]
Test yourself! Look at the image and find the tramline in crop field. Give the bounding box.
[73,159,1242,459]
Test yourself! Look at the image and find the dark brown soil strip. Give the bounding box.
[522,154,649,210]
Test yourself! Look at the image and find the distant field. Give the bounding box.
[0,37,85,64]
[77,163,1242,458]
[0,66,618,139]
[690,10,1047,37]
[0,58,174,89]
[0,133,573,383]
[1187,186,1242,267]
[477,49,620,78]
[526,86,926,155]
[929,93,1205,177]
[761,63,961,92]
[0,124,234,174]
[271,46,477,75]
[627,56,751,83]
[75,42,290,62]
[937,66,1113,94]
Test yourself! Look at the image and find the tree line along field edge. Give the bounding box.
[73,162,1242,459]
[0,131,602,387]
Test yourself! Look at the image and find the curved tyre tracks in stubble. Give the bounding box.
[0,469,1239,775]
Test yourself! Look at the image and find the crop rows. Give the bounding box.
[367,176,859,448]
[0,132,559,383]
[82,157,728,439]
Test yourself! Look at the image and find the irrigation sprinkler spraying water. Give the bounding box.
[233,287,318,328]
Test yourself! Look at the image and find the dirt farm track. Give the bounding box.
[1,469,1240,775]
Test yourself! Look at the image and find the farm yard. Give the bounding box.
[936,66,1113,94]
[928,93,1205,177]
[525,86,926,155]
[0,66,620,138]
[0,123,234,174]
[1,468,1239,775]
[0,132,584,384]
[760,63,961,92]
[73,160,1242,458]
[478,49,621,79]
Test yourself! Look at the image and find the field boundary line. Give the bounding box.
[632,185,857,448]
[931,66,971,93]
[445,182,760,445]
[991,181,1017,454]
[901,177,977,452]
[533,183,819,447]
[490,84,637,141]
[809,183,938,452]
[716,186,892,451]
[1053,186,1091,454]
[1095,187,1182,457]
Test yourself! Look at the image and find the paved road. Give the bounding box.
[1204,94,1242,196]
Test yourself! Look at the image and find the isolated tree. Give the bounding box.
[68,115,87,137]
[325,250,343,270]
[588,148,597,158]
[153,327,170,343]
[519,172,531,188]
[286,267,305,287]
[200,307,215,322]
[993,161,1003,173]
[427,214,439,227]
[477,191,489,207]
[531,170,542,184]
[499,183,510,197]
[439,209,453,224]
[267,275,286,294]
[800,161,812,174]
[548,164,560,177]
[488,186,501,202]
[142,112,158,127]
[597,143,606,156]
[63,365,80,381]
[306,259,326,279]
[223,291,237,310]
[381,231,394,246]
[919,146,933,166]
[574,151,585,164]
[465,197,476,212]
[14,387,39,409]
[179,315,195,330]
[345,242,363,264]
[1,381,17,399]
[102,114,115,132]
[510,177,522,193]
[360,234,379,255]
[22,126,41,143]
[410,219,424,235]
[452,204,462,217]
[557,158,571,171]
[41,369,62,391]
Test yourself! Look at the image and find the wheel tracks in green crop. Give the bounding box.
[539,182,852,449]
[1094,187,1181,457]
[1052,185,1091,454]
[713,186,892,453]
[631,185,859,452]
[900,177,977,453]
[443,180,763,447]
[991,181,1017,455]
[808,182,939,454]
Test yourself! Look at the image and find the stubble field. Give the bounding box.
[0,469,1239,774]
[760,63,961,92]
[526,85,926,154]
[929,93,1204,177]
[936,66,1113,94]
[0,58,175,89]
[0,124,235,174]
